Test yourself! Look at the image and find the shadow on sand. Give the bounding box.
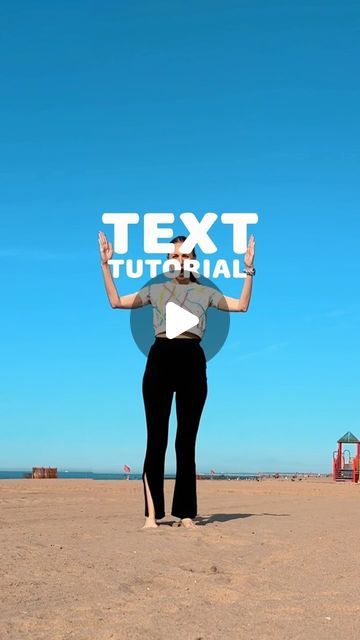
[158,512,290,526]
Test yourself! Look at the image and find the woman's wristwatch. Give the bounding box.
[243,265,256,276]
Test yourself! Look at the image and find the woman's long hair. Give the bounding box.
[168,235,199,283]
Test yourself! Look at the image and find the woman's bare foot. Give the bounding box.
[180,517,198,529]
[141,517,159,529]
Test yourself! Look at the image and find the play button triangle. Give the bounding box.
[165,302,199,339]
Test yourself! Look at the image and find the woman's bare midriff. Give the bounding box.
[156,332,199,339]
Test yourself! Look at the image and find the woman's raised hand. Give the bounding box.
[98,231,113,264]
[244,233,255,268]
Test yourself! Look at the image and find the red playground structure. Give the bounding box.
[333,431,360,483]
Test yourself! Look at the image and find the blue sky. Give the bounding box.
[1,0,359,473]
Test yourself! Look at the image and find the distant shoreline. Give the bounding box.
[0,470,330,480]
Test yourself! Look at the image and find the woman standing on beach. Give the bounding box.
[98,231,255,529]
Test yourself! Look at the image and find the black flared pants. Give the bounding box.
[142,337,208,519]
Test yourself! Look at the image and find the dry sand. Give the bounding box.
[1,477,360,640]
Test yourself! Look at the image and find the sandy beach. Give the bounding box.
[1,477,360,640]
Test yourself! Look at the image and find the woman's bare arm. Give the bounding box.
[217,233,256,313]
[99,231,147,309]
[101,263,145,308]
[217,275,253,312]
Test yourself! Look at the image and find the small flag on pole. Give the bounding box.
[123,464,131,473]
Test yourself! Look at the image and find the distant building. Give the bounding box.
[32,467,58,479]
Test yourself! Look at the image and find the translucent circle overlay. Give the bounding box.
[130,272,230,361]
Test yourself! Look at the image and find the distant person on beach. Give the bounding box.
[99,230,255,529]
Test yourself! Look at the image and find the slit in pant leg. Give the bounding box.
[142,344,173,520]
[141,413,171,520]
[143,471,156,519]
[171,365,207,519]
[142,463,166,519]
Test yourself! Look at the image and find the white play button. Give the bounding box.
[165,302,199,339]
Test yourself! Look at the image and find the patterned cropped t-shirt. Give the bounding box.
[137,282,224,339]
